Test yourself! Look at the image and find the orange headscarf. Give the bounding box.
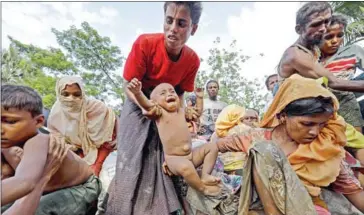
[260,74,346,196]
[215,104,246,138]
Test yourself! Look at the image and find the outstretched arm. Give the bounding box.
[3,135,69,214]
[194,88,204,116]
[284,47,364,92]
[1,134,49,206]
[215,135,249,153]
[127,78,155,111]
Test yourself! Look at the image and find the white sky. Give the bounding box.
[2,1,364,104]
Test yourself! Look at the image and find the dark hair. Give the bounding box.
[186,94,196,106]
[1,84,43,117]
[206,80,219,90]
[164,1,203,25]
[265,74,278,90]
[296,2,332,26]
[282,96,334,116]
[330,13,348,29]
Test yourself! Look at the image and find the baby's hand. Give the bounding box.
[195,87,204,98]
[127,78,142,95]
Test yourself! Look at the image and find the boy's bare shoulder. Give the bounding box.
[23,133,49,150]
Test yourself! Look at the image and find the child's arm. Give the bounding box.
[1,134,49,205]
[3,175,49,215]
[194,88,204,116]
[3,135,68,214]
[127,78,155,111]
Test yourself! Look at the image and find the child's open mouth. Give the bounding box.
[166,97,176,103]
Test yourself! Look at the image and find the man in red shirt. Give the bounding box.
[105,2,203,215]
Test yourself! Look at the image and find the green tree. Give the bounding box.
[196,37,267,112]
[4,37,75,109]
[330,2,364,45]
[1,44,37,84]
[51,22,125,104]
[8,36,77,76]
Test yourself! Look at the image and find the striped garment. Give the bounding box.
[323,44,364,80]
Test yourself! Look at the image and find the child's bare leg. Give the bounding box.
[166,156,220,196]
[191,143,219,185]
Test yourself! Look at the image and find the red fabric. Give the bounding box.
[91,145,113,177]
[76,121,117,177]
[325,57,356,73]
[123,33,200,92]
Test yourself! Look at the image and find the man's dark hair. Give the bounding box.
[265,74,278,90]
[206,80,219,90]
[1,84,43,117]
[282,96,334,116]
[164,2,203,25]
[296,2,332,26]
[330,13,348,29]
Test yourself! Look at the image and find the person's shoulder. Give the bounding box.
[182,45,200,64]
[23,133,49,150]
[345,44,364,55]
[136,33,164,45]
[219,100,228,107]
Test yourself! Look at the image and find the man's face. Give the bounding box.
[1,107,43,148]
[164,3,198,54]
[207,82,219,100]
[267,75,278,92]
[320,23,344,55]
[301,9,332,46]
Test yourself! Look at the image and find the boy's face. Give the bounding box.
[151,83,180,112]
[1,107,44,148]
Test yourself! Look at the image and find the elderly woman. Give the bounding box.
[47,76,117,177]
[105,2,203,214]
[186,74,364,215]
[241,108,259,128]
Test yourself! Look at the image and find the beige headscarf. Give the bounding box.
[48,76,116,165]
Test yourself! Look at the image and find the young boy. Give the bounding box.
[127,78,221,196]
[1,84,101,214]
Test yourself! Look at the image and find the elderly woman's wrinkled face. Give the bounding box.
[283,112,332,144]
[61,83,82,99]
[242,109,258,127]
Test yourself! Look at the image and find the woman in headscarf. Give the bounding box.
[241,108,260,128]
[186,74,364,215]
[47,76,117,177]
[212,104,250,176]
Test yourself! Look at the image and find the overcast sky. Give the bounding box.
[2,2,364,95]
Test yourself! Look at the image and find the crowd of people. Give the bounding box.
[1,1,364,215]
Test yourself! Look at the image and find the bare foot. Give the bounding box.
[203,184,221,196]
[201,174,220,186]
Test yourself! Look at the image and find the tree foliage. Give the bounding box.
[195,37,267,112]
[2,22,124,112]
[330,2,364,45]
[52,22,124,102]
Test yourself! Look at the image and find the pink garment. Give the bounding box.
[315,205,331,215]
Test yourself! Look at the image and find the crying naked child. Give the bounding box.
[128,78,221,196]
